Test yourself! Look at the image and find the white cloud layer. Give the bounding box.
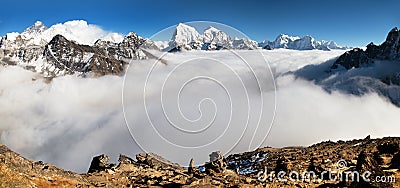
[46,20,125,44]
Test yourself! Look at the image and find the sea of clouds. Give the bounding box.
[1,49,400,173]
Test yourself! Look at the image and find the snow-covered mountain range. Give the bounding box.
[0,20,349,77]
[163,23,347,51]
[258,34,347,50]
[0,20,157,77]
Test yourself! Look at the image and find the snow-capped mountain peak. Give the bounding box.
[203,26,231,43]
[203,26,232,50]
[205,26,219,32]
[166,23,260,51]
[232,37,258,50]
[168,23,203,50]
[172,23,202,45]
[273,34,300,48]
[22,21,47,37]
[291,35,317,50]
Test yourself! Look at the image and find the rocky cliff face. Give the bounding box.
[332,27,400,70]
[43,34,126,77]
[378,27,400,60]
[331,48,373,69]
[1,137,399,187]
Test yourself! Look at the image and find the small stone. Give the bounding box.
[118,154,135,164]
[188,158,198,174]
[245,177,252,183]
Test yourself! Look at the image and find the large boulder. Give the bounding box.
[135,153,182,170]
[351,151,392,188]
[205,151,227,174]
[88,154,112,173]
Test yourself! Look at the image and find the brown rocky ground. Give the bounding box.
[1,136,399,187]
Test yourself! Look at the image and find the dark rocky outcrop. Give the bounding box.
[331,48,373,69]
[263,44,274,50]
[377,141,399,154]
[87,154,114,173]
[379,27,400,60]
[390,152,400,169]
[351,151,393,188]
[95,32,158,60]
[332,27,400,70]
[205,151,228,174]
[44,34,126,77]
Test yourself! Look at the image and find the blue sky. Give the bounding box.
[0,0,399,47]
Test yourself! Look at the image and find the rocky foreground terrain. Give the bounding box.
[1,136,400,187]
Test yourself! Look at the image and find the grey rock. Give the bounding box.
[136,153,182,170]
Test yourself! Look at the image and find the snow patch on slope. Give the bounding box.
[5,32,19,41]
[101,33,124,43]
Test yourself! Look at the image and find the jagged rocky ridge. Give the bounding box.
[0,21,158,77]
[332,27,400,70]
[1,137,399,187]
